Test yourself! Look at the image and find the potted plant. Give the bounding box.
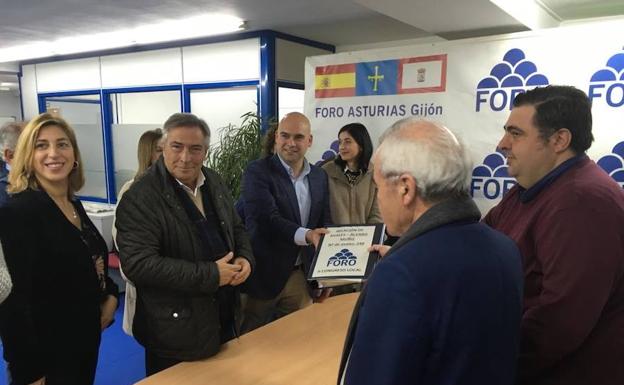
[206,112,266,201]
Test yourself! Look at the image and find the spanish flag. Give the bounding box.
[315,64,356,98]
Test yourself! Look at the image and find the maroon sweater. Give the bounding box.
[484,156,624,385]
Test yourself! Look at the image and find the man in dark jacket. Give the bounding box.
[338,118,524,385]
[116,113,254,376]
[240,112,331,333]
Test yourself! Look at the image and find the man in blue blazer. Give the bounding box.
[241,112,331,332]
[338,118,524,385]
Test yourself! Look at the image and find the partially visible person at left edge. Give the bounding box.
[0,239,12,304]
[338,118,523,385]
[0,113,118,385]
[0,121,23,206]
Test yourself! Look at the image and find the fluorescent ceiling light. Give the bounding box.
[0,14,244,63]
[490,0,560,30]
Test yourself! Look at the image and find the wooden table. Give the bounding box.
[136,293,358,385]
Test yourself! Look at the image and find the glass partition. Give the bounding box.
[278,86,304,120]
[189,86,258,149]
[44,94,106,200]
[0,73,21,123]
[110,90,181,196]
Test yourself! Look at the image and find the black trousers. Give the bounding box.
[9,344,99,385]
[145,350,182,377]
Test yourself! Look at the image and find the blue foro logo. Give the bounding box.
[588,52,624,107]
[471,151,517,200]
[327,249,357,267]
[316,139,339,166]
[475,48,549,112]
[597,141,624,188]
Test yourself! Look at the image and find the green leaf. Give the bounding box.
[205,112,266,201]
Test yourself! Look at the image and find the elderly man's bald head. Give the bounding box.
[380,119,458,145]
[375,118,472,203]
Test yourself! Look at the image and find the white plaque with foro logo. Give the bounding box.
[308,224,385,287]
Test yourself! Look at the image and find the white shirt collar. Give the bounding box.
[176,171,206,197]
[277,154,311,180]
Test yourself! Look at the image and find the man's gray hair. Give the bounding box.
[162,113,211,147]
[376,117,472,202]
[0,122,23,162]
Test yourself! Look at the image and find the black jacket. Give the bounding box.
[0,189,118,385]
[116,158,254,360]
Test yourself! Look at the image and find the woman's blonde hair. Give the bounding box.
[135,128,163,178]
[8,113,84,195]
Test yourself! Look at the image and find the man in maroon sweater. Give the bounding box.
[484,85,624,385]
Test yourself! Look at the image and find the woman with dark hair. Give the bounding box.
[322,123,381,225]
[0,113,118,385]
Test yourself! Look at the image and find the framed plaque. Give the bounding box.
[308,224,385,287]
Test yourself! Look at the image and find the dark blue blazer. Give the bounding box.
[339,199,523,385]
[241,154,331,299]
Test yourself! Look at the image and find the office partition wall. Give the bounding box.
[110,88,182,195]
[19,31,334,202]
[40,92,108,201]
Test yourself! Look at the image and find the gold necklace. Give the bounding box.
[49,194,78,221]
[62,200,77,220]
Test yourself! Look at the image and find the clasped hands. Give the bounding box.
[216,252,251,286]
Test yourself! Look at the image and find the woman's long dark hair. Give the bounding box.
[334,123,374,172]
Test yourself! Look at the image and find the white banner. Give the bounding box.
[305,21,624,214]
